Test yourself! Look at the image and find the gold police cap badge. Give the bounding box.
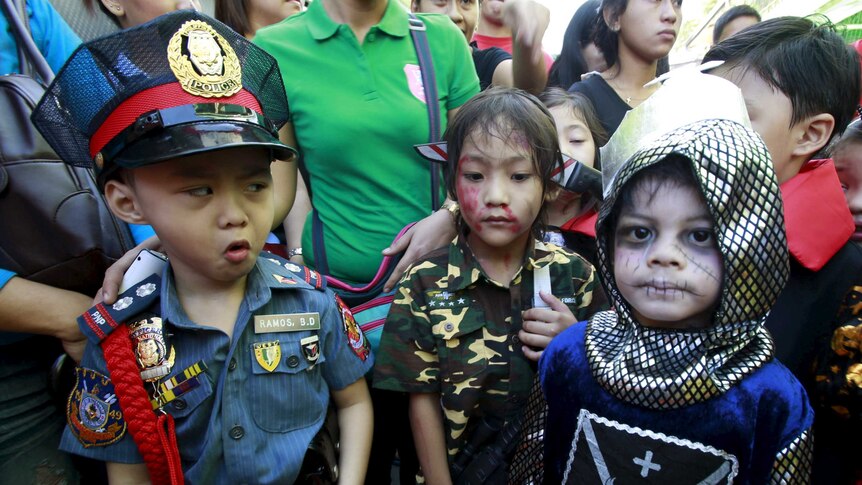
[167,19,242,98]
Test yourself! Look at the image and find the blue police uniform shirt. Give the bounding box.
[61,255,374,484]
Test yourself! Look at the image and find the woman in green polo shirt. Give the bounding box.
[254,1,480,483]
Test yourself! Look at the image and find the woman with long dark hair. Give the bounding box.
[569,0,681,136]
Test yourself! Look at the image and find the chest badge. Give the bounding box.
[254,340,281,372]
[129,314,176,382]
[301,335,320,365]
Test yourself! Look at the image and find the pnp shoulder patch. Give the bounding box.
[79,274,161,344]
[67,368,127,447]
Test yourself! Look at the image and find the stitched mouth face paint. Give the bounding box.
[613,181,723,330]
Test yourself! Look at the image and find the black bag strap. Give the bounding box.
[0,0,54,83]
[408,12,442,211]
[310,13,442,281]
[11,0,30,78]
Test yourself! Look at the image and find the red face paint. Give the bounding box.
[456,161,482,232]
[502,206,522,233]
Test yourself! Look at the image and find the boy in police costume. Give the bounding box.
[31,10,373,485]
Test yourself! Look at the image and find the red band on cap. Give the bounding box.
[89,83,263,158]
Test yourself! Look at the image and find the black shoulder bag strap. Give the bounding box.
[0,0,54,83]
[408,12,442,211]
[311,13,442,277]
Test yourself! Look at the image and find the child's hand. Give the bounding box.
[519,291,576,361]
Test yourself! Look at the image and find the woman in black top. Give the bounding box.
[569,0,681,136]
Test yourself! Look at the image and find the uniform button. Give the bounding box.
[228,358,237,371]
[511,335,520,345]
[172,399,187,410]
[229,426,244,440]
[287,355,300,368]
[444,323,454,332]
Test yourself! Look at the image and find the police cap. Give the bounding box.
[32,10,296,187]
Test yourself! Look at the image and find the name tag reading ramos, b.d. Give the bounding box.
[254,313,321,333]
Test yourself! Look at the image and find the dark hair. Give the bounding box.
[833,118,862,155]
[712,5,761,44]
[82,0,121,27]
[538,87,607,169]
[444,87,562,240]
[592,0,627,70]
[607,156,703,245]
[215,0,251,37]
[547,0,602,89]
[704,16,861,147]
[591,0,675,74]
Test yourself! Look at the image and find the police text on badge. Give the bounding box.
[254,313,321,333]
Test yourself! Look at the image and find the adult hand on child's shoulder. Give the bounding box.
[519,291,576,362]
[97,235,162,305]
[381,209,456,292]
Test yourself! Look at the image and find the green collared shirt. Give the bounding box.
[374,236,600,460]
[254,1,480,284]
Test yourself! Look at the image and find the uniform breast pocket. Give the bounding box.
[247,333,328,433]
[435,316,496,383]
[163,371,214,461]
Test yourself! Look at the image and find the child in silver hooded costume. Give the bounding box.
[533,114,814,484]
[500,75,813,484]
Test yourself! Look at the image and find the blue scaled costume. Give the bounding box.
[540,119,814,484]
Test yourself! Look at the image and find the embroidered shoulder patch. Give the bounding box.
[335,295,370,361]
[67,368,126,447]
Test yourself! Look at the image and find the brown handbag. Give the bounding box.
[0,0,134,296]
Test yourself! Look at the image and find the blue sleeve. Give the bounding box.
[59,339,143,463]
[128,223,156,244]
[0,271,29,345]
[0,269,15,289]
[29,0,81,74]
[321,291,374,390]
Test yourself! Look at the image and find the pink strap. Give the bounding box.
[325,223,416,292]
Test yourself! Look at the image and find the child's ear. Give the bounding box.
[104,180,147,225]
[791,113,835,160]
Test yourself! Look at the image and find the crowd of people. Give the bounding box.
[1,0,861,484]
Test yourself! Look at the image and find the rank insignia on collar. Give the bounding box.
[168,19,242,98]
[112,296,133,311]
[273,274,297,285]
[67,368,126,447]
[136,283,156,297]
[254,340,281,372]
[335,295,370,361]
[129,314,175,382]
[301,335,320,366]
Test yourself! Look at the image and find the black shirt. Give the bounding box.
[470,41,511,91]
[569,74,630,137]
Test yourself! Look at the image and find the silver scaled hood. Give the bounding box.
[587,118,789,409]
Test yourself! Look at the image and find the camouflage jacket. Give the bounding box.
[373,236,600,460]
